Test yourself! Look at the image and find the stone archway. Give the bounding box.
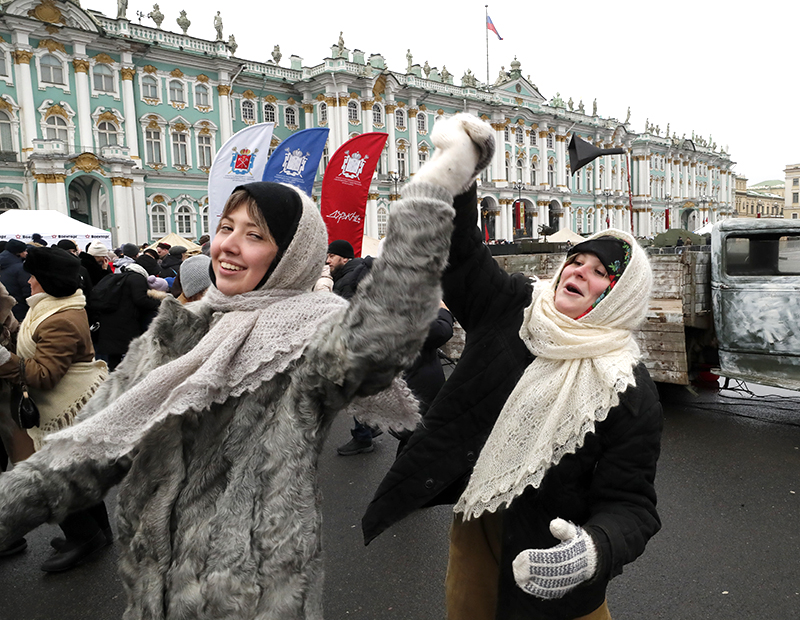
[67,174,109,229]
[548,199,562,231]
[681,207,699,231]
[480,195,498,240]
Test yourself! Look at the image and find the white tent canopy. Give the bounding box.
[693,222,714,235]
[547,228,586,243]
[0,209,112,248]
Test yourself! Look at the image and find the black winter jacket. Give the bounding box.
[0,250,30,321]
[331,257,373,300]
[362,185,663,619]
[93,272,162,356]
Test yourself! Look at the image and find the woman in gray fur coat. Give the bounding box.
[0,114,494,620]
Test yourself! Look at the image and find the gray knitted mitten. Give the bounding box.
[411,113,495,197]
[512,518,599,600]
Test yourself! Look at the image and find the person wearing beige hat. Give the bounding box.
[80,241,113,286]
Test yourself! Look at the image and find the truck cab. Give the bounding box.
[711,219,800,390]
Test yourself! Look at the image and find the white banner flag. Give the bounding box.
[208,122,275,238]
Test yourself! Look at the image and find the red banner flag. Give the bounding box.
[320,133,388,258]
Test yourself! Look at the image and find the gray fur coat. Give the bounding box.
[0,182,455,620]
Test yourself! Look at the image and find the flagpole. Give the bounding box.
[485,5,490,89]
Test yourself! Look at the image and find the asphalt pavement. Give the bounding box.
[1,379,798,620]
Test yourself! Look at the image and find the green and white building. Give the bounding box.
[0,0,737,244]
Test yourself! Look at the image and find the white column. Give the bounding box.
[70,58,94,151]
[132,176,147,241]
[35,177,69,214]
[603,149,612,190]
[120,66,139,161]
[13,50,38,160]
[614,154,622,192]
[408,107,419,175]
[218,84,233,143]
[303,104,314,130]
[691,161,697,197]
[538,129,548,188]
[386,104,397,174]
[556,135,566,188]
[362,101,373,133]
[111,178,136,243]
[492,122,506,185]
[365,194,378,239]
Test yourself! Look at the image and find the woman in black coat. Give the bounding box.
[363,184,663,620]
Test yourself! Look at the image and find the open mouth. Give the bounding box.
[220,261,245,272]
[565,283,582,296]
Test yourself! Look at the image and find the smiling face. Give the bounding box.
[553,252,611,320]
[211,203,278,296]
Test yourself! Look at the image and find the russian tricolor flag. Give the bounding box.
[487,15,503,40]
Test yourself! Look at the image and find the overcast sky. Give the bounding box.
[94,0,799,185]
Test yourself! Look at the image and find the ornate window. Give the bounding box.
[516,127,524,145]
[242,100,255,122]
[372,103,383,125]
[40,54,64,84]
[285,106,297,127]
[264,103,276,123]
[548,162,555,187]
[0,111,13,152]
[45,115,68,143]
[547,133,554,148]
[0,196,19,212]
[201,205,209,234]
[516,158,525,183]
[530,132,537,147]
[418,147,428,166]
[171,131,188,167]
[150,203,168,236]
[142,75,159,99]
[377,206,388,238]
[146,128,162,164]
[397,149,407,178]
[395,108,405,130]
[347,100,359,122]
[176,205,193,236]
[169,80,184,104]
[195,84,209,107]
[93,64,115,93]
[417,112,427,134]
[97,121,118,147]
[0,51,6,77]
[318,102,327,124]
[530,160,537,185]
[504,126,510,142]
[197,133,213,168]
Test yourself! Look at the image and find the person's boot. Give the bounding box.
[0,538,27,557]
[40,530,107,572]
[51,527,113,551]
[337,436,374,456]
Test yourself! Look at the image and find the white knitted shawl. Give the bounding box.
[455,229,653,519]
[42,185,367,469]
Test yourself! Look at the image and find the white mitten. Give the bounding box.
[512,518,598,600]
[411,113,495,196]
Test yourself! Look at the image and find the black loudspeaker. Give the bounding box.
[568,135,625,174]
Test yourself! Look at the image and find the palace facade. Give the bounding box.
[0,0,737,244]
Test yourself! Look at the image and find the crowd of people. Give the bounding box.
[0,113,663,620]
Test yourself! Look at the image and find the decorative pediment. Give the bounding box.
[196,74,209,83]
[45,103,68,118]
[242,89,256,100]
[11,0,100,32]
[498,78,546,103]
[71,152,104,174]
[142,65,158,74]
[37,39,66,54]
[170,68,184,78]
[94,53,114,65]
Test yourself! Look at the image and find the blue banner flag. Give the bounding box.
[261,127,330,196]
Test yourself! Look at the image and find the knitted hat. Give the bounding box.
[180,254,212,298]
[121,243,140,258]
[327,239,355,259]
[23,247,81,297]
[169,245,187,256]
[87,241,111,258]
[233,182,302,255]
[56,239,78,252]
[5,239,27,255]
[147,275,170,292]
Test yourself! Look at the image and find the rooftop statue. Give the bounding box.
[148,3,164,28]
[117,0,127,20]
[272,44,282,65]
[176,10,190,35]
[214,11,223,40]
[228,34,237,55]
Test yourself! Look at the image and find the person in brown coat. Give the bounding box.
[0,247,110,569]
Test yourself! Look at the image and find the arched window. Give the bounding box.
[242,100,255,122]
[318,102,327,124]
[516,127,524,145]
[516,158,525,183]
[347,100,359,122]
[547,162,555,187]
[45,115,68,143]
[530,132,537,147]
[201,205,209,234]
[145,127,162,164]
[504,126,510,142]
[418,148,428,166]
[93,64,115,92]
[142,75,159,99]
[547,133,554,149]
[377,206,388,238]
[395,108,405,130]
[195,84,209,107]
[372,103,382,125]
[530,160,537,186]
[98,121,118,147]
[417,112,426,134]
[397,149,407,178]
[40,54,64,84]
[0,111,13,152]
[150,204,167,236]
[176,205,193,235]
[285,106,297,127]
[263,103,276,123]
[0,196,19,212]
[169,80,184,103]
[0,51,7,77]
[172,130,188,166]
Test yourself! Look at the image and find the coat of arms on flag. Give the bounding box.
[230,147,258,175]
[280,148,308,177]
[340,151,367,180]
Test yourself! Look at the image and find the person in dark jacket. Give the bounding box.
[158,245,186,279]
[135,249,160,276]
[0,239,30,321]
[56,239,93,301]
[92,264,162,371]
[80,241,113,286]
[362,183,663,620]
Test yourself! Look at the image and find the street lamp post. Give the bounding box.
[699,193,708,228]
[665,194,672,231]
[512,180,525,236]
[389,172,402,201]
[603,190,613,229]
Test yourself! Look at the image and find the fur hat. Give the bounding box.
[31,233,48,247]
[56,239,78,252]
[179,255,212,298]
[147,275,170,292]
[327,239,355,259]
[121,243,140,258]
[5,239,27,256]
[87,241,111,258]
[156,242,171,251]
[23,247,81,297]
